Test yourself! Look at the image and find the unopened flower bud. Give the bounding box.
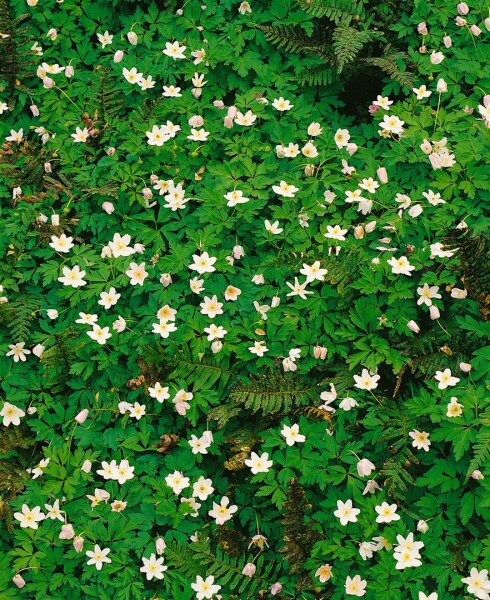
[30,104,40,117]
[13,575,26,589]
[223,116,234,128]
[81,460,92,473]
[485,17,490,32]
[242,563,256,577]
[213,100,225,109]
[65,65,74,77]
[407,320,420,333]
[270,583,283,596]
[47,28,57,41]
[314,345,328,360]
[192,88,202,98]
[429,305,440,320]
[59,524,75,539]
[417,519,429,533]
[32,344,45,357]
[188,115,204,127]
[102,201,115,214]
[127,31,138,45]
[233,245,245,259]
[113,50,124,63]
[304,164,315,177]
[160,273,172,287]
[376,166,388,183]
[271,296,281,308]
[437,78,448,93]
[459,362,472,372]
[51,214,60,226]
[150,174,159,184]
[455,16,467,26]
[354,225,365,240]
[73,536,84,552]
[470,24,481,36]
[75,409,89,424]
[365,221,376,233]
[419,45,427,54]
[155,537,166,554]
[43,76,54,88]
[27,407,37,415]
[430,51,444,65]
[227,106,237,119]
[211,341,223,354]
[44,161,52,173]
[483,96,490,108]
[106,147,116,156]
[457,2,469,15]
[142,187,153,200]
[470,470,484,480]
[417,22,428,35]
[443,35,452,48]
[357,458,376,477]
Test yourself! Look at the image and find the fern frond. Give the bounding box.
[0,295,39,343]
[294,62,339,86]
[332,26,383,73]
[363,48,414,88]
[88,67,125,129]
[298,0,360,24]
[466,407,490,478]
[255,23,331,59]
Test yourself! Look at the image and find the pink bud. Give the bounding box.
[73,536,84,552]
[464,105,474,114]
[107,147,116,156]
[470,24,481,36]
[30,104,40,117]
[113,50,124,63]
[102,201,115,214]
[59,524,75,539]
[150,174,159,184]
[242,563,256,577]
[75,409,88,424]
[233,245,245,259]
[160,273,172,287]
[192,88,202,98]
[455,16,467,26]
[376,166,388,183]
[313,345,328,360]
[65,65,74,77]
[188,115,204,127]
[485,17,490,31]
[429,305,440,320]
[213,100,225,109]
[127,31,138,45]
[457,2,469,15]
[430,51,444,65]
[81,460,92,473]
[471,470,484,480]
[223,116,234,128]
[270,583,283,596]
[437,78,448,93]
[407,320,420,333]
[211,340,223,354]
[44,161,52,173]
[155,537,166,554]
[227,106,237,119]
[142,187,153,200]
[443,35,452,48]
[417,22,428,35]
[13,574,26,589]
[483,95,490,108]
[357,458,376,477]
[459,362,472,372]
[43,76,55,88]
[417,520,429,533]
[365,221,376,233]
[354,225,365,240]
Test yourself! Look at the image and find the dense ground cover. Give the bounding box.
[0,0,489,598]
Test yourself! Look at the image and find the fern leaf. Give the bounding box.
[0,295,39,343]
[298,0,360,24]
[363,48,414,88]
[332,26,383,73]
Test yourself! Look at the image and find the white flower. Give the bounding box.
[87,324,112,345]
[6,129,24,143]
[152,319,177,338]
[224,189,249,207]
[419,593,438,600]
[97,31,113,48]
[272,180,299,198]
[325,224,348,241]
[435,368,460,389]
[375,502,400,523]
[98,287,121,309]
[379,114,405,135]
[234,110,257,126]
[188,434,212,455]
[58,264,87,287]
[192,476,214,501]
[281,423,306,446]
[357,458,375,477]
[122,67,143,84]
[446,396,463,417]
[49,234,74,252]
[264,219,283,234]
[187,128,209,141]
[339,397,358,411]
[238,1,252,15]
[307,122,322,136]
[128,402,146,420]
[146,125,170,146]
[387,256,415,276]
[191,575,222,600]
[148,382,170,403]
[108,233,134,258]
[1,402,26,426]
[334,499,360,525]
[353,368,380,390]
[14,504,45,529]
[272,97,293,111]
[6,343,31,363]
[413,85,432,99]
[76,312,98,325]
[140,553,168,580]
[334,128,350,149]
[86,544,111,570]
[461,568,490,599]
[125,262,148,286]
[208,496,238,525]
[244,451,273,474]
[165,471,190,495]
[203,323,227,341]
[248,341,268,357]
[422,189,445,205]
[162,41,186,59]
[417,283,441,307]
[189,252,217,274]
[300,261,327,283]
[200,295,223,319]
[115,459,134,484]
[315,564,333,582]
[113,316,126,332]
[409,430,431,451]
[359,541,377,560]
[373,95,393,110]
[162,85,182,97]
[345,574,367,596]
[44,499,64,521]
